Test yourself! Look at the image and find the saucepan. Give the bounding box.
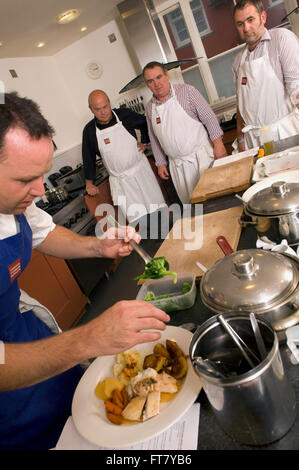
[200,248,299,342]
[44,184,86,205]
[239,181,299,246]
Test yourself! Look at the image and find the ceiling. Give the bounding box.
[0,0,124,58]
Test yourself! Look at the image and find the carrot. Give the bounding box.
[112,388,124,409]
[104,400,123,415]
[121,387,129,407]
[106,412,123,425]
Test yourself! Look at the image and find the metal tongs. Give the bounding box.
[218,315,261,369]
[106,214,152,265]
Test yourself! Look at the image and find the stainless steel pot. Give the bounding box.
[44,185,69,204]
[200,249,299,341]
[243,181,299,245]
[190,312,296,445]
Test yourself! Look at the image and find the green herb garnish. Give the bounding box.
[134,256,177,283]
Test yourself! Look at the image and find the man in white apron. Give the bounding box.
[143,62,227,204]
[82,90,166,224]
[232,0,299,152]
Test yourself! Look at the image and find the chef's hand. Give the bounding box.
[137,142,147,153]
[158,164,169,179]
[86,182,100,196]
[96,225,141,258]
[84,300,170,356]
[212,138,227,159]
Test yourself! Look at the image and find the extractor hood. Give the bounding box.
[119,57,203,93]
[117,0,201,93]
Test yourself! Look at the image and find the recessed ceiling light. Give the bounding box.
[56,9,81,24]
[80,26,87,32]
[37,42,45,48]
[0,41,3,47]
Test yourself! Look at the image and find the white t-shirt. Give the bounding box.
[0,202,56,246]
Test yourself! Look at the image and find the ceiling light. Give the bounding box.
[80,26,87,32]
[37,42,45,48]
[0,41,3,47]
[56,9,81,24]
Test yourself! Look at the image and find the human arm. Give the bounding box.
[82,122,100,194]
[0,300,170,391]
[275,28,299,104]
[85,179,99,196]
[35,223,141,259]
[212,137,227,159]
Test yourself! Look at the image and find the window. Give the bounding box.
[190,0,211,37]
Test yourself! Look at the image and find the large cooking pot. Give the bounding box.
[243,181,299,245]
[200,249,299,342]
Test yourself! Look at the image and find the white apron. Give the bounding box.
[152,86,214,204]
[237,42,299,149]
[96,112,165,223]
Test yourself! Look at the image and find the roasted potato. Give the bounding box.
[153,343,171,359]
[166,339,184,358]
[170,356,188,379]
[143,353,169,372]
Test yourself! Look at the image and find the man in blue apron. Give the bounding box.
[0,92,170,449]
[232,0,299,152]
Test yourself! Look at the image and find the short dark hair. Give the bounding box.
[142,61,167,78]
[0,91,55,157]
[233,0,265,16]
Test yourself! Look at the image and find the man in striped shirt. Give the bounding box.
[143,61,227,204]
[232,0,299,152]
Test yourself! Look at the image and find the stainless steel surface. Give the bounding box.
[200,249,299,338]
[218,314,257,368]
[246,182,299,216]
[52,193,94,234]
[192,357,226,379]
[190,312,297,445]
[250,312,267,360]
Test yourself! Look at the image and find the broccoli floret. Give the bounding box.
[134,256,177,283]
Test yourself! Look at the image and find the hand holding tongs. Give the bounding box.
[106,214,152,265]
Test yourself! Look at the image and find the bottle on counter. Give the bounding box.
[260,126,276,156]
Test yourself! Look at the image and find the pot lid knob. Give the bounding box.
[271,181,288,197]
[232,253,257,277]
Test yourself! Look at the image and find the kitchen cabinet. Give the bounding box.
[18,250,88,331]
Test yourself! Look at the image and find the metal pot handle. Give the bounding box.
[272,307,299,331]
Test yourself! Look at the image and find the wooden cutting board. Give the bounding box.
[190,156,254,203]
[145,205,244,283]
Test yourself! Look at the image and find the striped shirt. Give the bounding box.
[232,28,299,100]
[145,84,223,167]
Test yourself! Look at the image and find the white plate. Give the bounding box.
[242,169,299,203]
[71,325,202,448]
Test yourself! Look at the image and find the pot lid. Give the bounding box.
[200,249,298,314]
[246,181,299,216]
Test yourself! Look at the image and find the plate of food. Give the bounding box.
[71,325,201,448]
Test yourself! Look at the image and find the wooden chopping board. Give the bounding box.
[190,156,254,203]
[142,205,244,283]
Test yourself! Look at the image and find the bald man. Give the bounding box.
[82,90,166,224]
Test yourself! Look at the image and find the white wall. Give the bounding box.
[0,19,136,160]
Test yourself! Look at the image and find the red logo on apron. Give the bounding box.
[156,117,161,124]
[241,77,247,85]
[104,138,111,144]
[8,258,21,282]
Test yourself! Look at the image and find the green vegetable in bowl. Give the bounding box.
[144,282,192,301]
[134,256,177,283]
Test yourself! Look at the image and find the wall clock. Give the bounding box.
[86,61,103,79]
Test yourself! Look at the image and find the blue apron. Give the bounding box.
[0,214,83,449]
